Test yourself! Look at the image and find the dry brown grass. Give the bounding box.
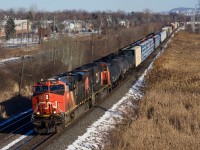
[104,31,200,150]
[0,45,43,59]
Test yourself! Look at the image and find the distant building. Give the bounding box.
[13,19,31,33]
[62,20,83,33]
[119,20,126,26]
[118,20,130,28]
[0,19,31,36]
[85,23,94,32]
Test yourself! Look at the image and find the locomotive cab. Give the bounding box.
[31,79,67,134]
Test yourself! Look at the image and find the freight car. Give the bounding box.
[31,23,179,134]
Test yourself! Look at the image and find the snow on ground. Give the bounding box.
[1,130,34,150]
[1,37,39,48]
[66,49,167,150]
[0,109,33,149]
[5,38,39,45]
[0,29,180,150]
[0,57,21,63]
[66,30,179,150]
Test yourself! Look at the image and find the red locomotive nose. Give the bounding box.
[38,94,50,101]
[34,93,54,115]
[37,101,54,115]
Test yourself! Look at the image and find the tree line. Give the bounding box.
[1,7,190,40]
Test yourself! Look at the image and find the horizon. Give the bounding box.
[0,0,197,13]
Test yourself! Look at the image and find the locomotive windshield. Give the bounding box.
[50,85,65,95]
[33,86,48,96]
[34,86,48,92]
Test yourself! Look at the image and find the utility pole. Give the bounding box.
[53,48,56,73]
[99,18,103,34]
[91,33,94,61]
[53,15,56,71]
[53,15,56,39]
[104,30,107,55]
[26,34,29,50]
[27,19,29,50]
[19,56,25,96]
[40,17,43,44]
[20,22,25,48]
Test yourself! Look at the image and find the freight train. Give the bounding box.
[31,23,179,134]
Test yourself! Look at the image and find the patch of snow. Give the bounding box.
[1,130,34,150]
[67,50,165,150]
[0,57,21,63]
[3,37,39,48]
[66,30,177,150]
[0,29,178,150]
[5,38,39,45]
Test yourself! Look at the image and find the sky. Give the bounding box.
[0,0,198,13]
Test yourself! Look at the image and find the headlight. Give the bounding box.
[46,94,49,100]
[53,110,57,114]
[36,111,40,115]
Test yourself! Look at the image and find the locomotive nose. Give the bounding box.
[36,93,54,114]
[38,94,50,101]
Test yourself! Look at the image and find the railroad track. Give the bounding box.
[0,112,32,137]
[0,30,177,150]
[0,67,138,150]
[14,133,57,150]
[0,47,163,150]
[0,112,33,149]
[42,31,177,149]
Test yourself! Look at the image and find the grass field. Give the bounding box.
[104,31,200,149]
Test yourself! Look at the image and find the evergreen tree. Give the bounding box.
[5,17,16,40]
[27,11,33,21]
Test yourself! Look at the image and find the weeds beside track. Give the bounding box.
[104,31,200,150]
